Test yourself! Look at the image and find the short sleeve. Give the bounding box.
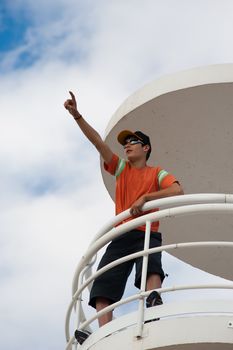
[104,154,126,177]
[157,167,178,189]
[104,154,119,176]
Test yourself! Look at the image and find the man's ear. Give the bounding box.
[143,145,150,153]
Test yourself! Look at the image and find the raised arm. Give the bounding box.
[64,91,113,164]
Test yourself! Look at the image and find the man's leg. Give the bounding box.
[89,236,134,327]
[95,297,112,327]
[146,273,161,291]
[136,232,164,315]
[145,232,164,299]
[95,276,161,327]
[74,297,112,344]
[146,273,163,306]
[145,273,163,321]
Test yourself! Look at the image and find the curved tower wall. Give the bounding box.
[100,64,233,279]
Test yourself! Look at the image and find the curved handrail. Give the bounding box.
[90,193,233,244]
[66,281,233,350]
[72,241,233,306]
[72,193,233,295]
[76,282,233,333]
[72,200,233,297]
[66,194,233,347]
[66,241,233,341]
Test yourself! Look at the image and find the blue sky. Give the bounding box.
[1,1,233,349]
[0,6,27,51]
[0,2,34,68]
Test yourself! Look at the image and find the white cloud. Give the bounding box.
[0,174,114,349]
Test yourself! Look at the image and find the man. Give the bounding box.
[64,91,183,344]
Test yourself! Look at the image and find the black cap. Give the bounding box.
[117,129,151,160]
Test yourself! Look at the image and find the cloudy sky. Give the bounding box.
[1,1,233,349]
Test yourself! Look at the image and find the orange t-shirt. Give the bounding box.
[104,154,178,232]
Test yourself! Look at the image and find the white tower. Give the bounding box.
[65,64,233,349]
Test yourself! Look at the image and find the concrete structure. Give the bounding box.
[101,64,233,280]
[65,64,233,350]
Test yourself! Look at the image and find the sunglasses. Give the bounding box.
[123,138,144,148]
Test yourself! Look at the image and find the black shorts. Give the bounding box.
[89,229,164,309]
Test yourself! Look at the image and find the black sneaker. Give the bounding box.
[74,329,91,345]
[146,291,163,308]
[145,291,163,322]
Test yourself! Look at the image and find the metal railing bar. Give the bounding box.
[77,283,233,333]
[136,220,151,337]
[65,335,75,350]
[72,203,233,297]
[65,240,233,340]
[90,194,233,244]
[72,194,233,293]
[66,197,233,344]
[72,241,233,303]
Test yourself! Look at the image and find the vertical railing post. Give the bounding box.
[74,272,85,349]
[135,220,151,338]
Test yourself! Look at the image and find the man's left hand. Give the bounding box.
[130,196,146,216]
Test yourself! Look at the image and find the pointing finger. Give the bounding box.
[69,91,76,103]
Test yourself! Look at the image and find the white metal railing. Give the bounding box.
[65,193,233,349]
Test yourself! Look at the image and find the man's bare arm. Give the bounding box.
[64,91,113,164]
[130,182,184,216]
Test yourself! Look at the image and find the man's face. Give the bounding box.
[123,137,148,161]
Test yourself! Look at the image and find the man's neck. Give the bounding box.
[129,158,147,169]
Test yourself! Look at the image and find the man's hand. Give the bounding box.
[130,183,183,217]
[130,195,146,217]
[64,91,81,119]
